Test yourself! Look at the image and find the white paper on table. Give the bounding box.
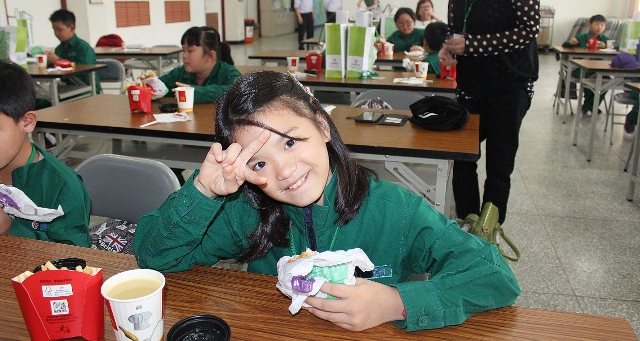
[289,71,317,78]
[46,66,73,72]
[0,184,64,222]
[276,248,374,314]
[393,77,430,84]
[140,112,192,127]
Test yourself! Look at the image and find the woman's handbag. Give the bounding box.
[456,202,521,262]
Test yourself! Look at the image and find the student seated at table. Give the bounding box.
[386,8,425,54]
[134,71,520,332]
[414,0,444,29]
[159,26,241,103]
[0,61,90,247]
[44,9,101,99]
[562,14,618,116]
[422,21,448,77]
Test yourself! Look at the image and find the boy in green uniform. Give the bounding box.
[562,14,618,116]
[47,9,100,92]
[422,21,448,77]
[0,60,91,247]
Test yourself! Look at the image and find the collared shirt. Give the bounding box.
[323,0,342,12]
[54,34,101,93]
[159,61,241,103]
[294,0,314,14]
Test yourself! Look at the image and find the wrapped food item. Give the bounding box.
[276,248,374,314]
[12,259,104,340]
[0,184,64,222]
[140,70,168,99]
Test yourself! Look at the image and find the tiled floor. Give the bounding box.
[76,31,639,338]
[230,33,640,338]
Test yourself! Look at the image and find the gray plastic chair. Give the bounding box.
[351,90,425,110]
[96,58,127,94]
[75,154,181,223]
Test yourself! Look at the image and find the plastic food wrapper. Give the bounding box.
[276,248,374,314]
[123,71,168,100]
[12,262,104,341]
[140,71,168,99]
[0,184,64,222]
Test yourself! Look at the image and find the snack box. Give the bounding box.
[12,266,104,341]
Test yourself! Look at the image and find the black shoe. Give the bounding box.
[624,115,636,134]
[581,105,592,117]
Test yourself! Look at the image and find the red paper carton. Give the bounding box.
[12,268,104,341]
[127,85,152,114]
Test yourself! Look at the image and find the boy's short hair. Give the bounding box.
[424,22,449,51]
[590,14,606,23]
[49,9,76,26]
[0,61,36,122]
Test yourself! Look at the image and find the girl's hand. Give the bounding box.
[305,278,405,331]
[410,45,425,52]
[444,35,466,55]
[173,82,189,90]
[195,130,271,198]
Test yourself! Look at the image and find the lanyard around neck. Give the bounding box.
[462,0,478,33]
[288,222,341,256]
[27,144,37,165]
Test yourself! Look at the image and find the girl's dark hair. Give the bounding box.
[415,0,434,21]
[424,22,449,51]
[394,7,417,24]
[215,71,375,262]
[0,60,36,122]
[181,26,234,65]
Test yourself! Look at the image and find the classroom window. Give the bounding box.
[165,1,191,23]
[115,1,151,28]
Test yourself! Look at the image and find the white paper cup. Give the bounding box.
[102,269,166,341]
[384,43,394,55]
[287,56,299,72]
[175,86,194,112]
[414,61,429,78]
[36,54,47,69]
[607,40,616,49]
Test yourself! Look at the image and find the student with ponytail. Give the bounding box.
[159,26,241,103]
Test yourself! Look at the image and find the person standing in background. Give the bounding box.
[324,0,342,23]
[415,0,444,28]
[439,0,540,224]
[295,0,315,50]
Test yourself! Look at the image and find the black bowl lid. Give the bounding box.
[33,258,86,273]
[167,314,231,341]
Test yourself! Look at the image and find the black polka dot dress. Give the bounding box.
[447,0,540,99]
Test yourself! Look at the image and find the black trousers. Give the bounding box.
[298,12,314,49]
[452,85,531,224]
[326,11,336,23]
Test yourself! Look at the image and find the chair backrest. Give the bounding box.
[96,58,126,93]
[351,90,425,110]
[75,154,181,223]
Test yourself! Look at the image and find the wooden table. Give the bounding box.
[623,82,640,202]
[34,94,478,214]
[300,37,319,50]
[248,50,408,68]
[235,65,456,98]
[571,59,640,161]
[0,235,636,341]
[28,63,106,106]
[94,46,183,76]
[550,46,619,120]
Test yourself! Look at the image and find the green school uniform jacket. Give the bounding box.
[9,144,90,247]
[54,34,101,94]
[387,28,425,53]
[562,32,614,49]
[159,61,241,103]
[422,50,441,77]
[134,170,520,331]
